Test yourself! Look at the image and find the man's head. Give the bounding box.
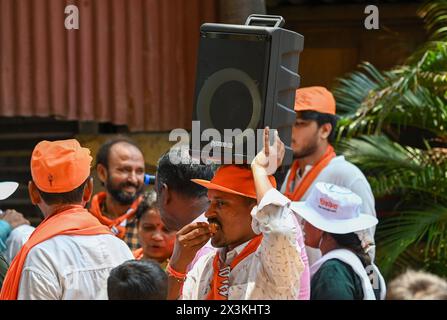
[193,165,276,249]
[107,259,168,300]
[386,270,447,300]
[291,87,338,159]
[96,137,145,205]
[205,190,256,248]
[28,139,94,217]
[155,148,215,231]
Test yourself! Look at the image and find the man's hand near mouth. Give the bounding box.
[167,222,212,299]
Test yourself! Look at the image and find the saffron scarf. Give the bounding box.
[89,192,142,239]
[284,145,336,201]
[206,235,263,300]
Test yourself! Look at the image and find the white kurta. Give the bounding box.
[17,234,133,300]
[181,189,304,300]
[5,224,35,263]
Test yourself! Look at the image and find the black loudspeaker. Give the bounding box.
[191,15,304,166]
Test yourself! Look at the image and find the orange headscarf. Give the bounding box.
[0,205,111,300]
[89,192,143,239]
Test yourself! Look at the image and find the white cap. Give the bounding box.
[290,182,378,234]
[0,181,19,200]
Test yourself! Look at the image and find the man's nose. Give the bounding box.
[204,207,215,219]
[127,171,139,185]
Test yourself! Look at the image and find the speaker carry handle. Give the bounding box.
[245,14,285,28]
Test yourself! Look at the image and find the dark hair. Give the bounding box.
[299,110,338,142]
[330,232,372,268]
[156,148,216,198]
[38,177,91,205]
[107,259,167,300]
[135,190,158,221]
[96,136,141,170]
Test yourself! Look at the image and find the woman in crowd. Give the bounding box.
[291,182,386,300]
[133,190,176,269]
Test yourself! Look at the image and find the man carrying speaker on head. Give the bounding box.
[166,128,305,300]
[160,151,310,300]
[157,149,309,300]
[280,86,377,265]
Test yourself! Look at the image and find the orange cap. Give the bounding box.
[192,165,276,199]
[31,139,92,193]
[294,86,336,115]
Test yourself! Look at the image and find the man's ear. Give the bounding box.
[96,164,107,185]
[161,183,170,205]
[319,230,326,240]
[248,199,257,212]
[82,177,94,203]
[319,122,333,140]
[28,181,41,205]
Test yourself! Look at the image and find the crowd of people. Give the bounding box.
[0,86,446,300]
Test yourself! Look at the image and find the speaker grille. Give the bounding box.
[194,32,271,134]
[210,81,253,132]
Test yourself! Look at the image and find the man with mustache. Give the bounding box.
[155,149,215,233]
[89,137,145,250]
[167,128,305,299]
[155,149,220,299]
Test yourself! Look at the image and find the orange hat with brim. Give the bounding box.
[192,165,276,199]
[31,139,92,193]
[295,86,336,115]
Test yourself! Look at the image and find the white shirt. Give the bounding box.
[5,224,35,263]
[181,189,304,300]
[280,155,377,263]
[17,234,133,300]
